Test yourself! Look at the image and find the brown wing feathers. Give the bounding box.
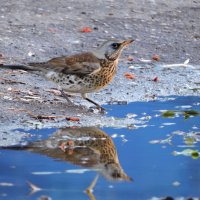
[1,52,101,75]
[31,52,101,75]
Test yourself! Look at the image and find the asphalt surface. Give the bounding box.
[0,0,199,136]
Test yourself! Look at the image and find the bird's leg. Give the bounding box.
[81,93,105,112]
[60,90,73,105]
[85,174,99,200]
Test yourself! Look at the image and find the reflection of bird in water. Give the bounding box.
[4,127,132,200]
[22,127,132,182]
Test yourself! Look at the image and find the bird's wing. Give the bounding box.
[41,52,102,75]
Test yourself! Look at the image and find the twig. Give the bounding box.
[0,77,25,84]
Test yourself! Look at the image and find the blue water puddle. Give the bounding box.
[0,96,200,200]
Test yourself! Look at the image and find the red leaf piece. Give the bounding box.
[66,117,80,122]
[80,27,92,33]
[153,76,159,82]
[152,54,160,61]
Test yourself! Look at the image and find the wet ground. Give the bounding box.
[0,0,200,199]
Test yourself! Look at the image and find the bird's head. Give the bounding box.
[94,39,134,61]
[101,162,133,182]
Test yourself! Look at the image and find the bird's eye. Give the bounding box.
[111,43,120,49]
[111,171,121,179]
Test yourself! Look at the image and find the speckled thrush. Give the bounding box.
[1,39,133,111]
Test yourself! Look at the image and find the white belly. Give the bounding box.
[45,71,95,93]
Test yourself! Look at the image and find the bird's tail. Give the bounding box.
[0,64,37,71]
[0,145,30,150]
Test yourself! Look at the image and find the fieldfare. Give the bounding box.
[1,39,134,111]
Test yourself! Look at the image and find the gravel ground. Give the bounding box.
[0,0,199,134]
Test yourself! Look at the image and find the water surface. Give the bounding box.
[0,96,199,200]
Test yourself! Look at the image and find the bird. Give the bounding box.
[1,39,134,111]
[2,127,132,182]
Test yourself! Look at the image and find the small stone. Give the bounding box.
[128,65,134,69]
[28,51,35,57]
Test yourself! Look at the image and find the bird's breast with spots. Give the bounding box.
[45,63,117,93]
[93,64,117,88]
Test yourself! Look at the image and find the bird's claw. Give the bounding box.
[97,106,106,114]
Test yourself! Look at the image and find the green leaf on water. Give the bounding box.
[162,111,175,118]
[173,149,199,159]
[184,137,196,145]
[184,110,199,119]
[191,151,199,159]
[184,110,199,116]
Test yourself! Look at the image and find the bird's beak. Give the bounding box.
[121,39,134,47]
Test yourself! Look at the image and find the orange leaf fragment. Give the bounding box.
[124,72,135,80]
[152,54,160,61]
[80,27,92,33]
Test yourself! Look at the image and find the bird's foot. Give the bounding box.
[97,106,106,114]
[88,106,106,114]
